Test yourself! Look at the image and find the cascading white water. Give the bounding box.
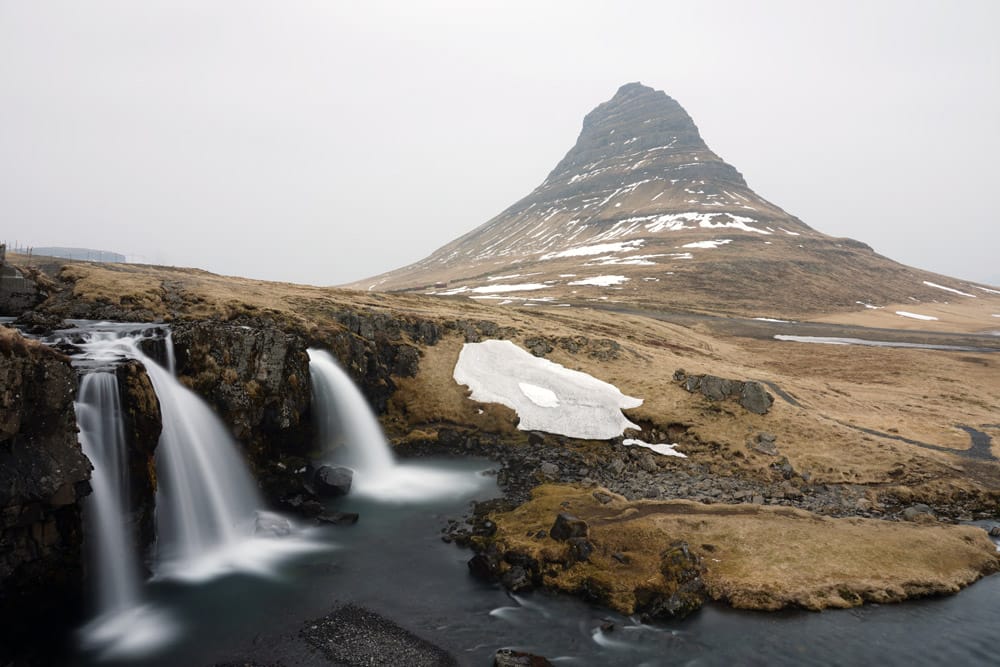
[309,349,395,474]
[78,332,263,573]
[308,348,487,502]
[75,372,141,615]
[69,325,322,659]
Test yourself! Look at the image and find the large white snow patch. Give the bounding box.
[453,340,642,440]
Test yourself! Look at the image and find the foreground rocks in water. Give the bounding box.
[494,648,554,666]
[300,604,457,666]
[0,328,91,647]
[468,483,1000,614]
[314,465,353,497]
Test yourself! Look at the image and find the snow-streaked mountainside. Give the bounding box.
[349,83,996,316]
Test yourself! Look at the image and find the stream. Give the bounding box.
[73,461,1000,666]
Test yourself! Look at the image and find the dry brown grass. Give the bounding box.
[24,259,1000,499]
[489,484,1000,612]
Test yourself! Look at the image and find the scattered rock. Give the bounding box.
[539,462,560,478]
[566,537,594,563]
[549,513,589,541]
[314,466,353,497]
[468,552,502,580]
[316,511,359,526]
[750,432,780,456]
[593,491,614,505]
[525,337,553,357]
[989,526,1000,538]
[903,504,935,522]
[494,648,553,667]
[500,565,533,591]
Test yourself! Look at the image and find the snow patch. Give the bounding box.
[753,317,794,323]
[518,382,559,408]
[465,283,549,294]
[682,239,732,249]
[540,240,644,260]
[974,286,1000,295]
[922,281,977,298]
[453,340,641,440]
[568,275,629,287]
[895,311,939,321]
[856,301,882,310]
[623,439,686,458]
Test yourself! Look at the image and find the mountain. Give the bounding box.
[349,83,995,317]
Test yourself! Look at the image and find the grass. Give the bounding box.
[487,484,1000,612]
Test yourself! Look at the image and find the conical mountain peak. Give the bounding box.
[349,84,959,317]
[548,82,724,184]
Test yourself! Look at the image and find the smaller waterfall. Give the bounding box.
[76,372,141,615]
[310,349,394,474]
[308,349,488,502]
[75,368,179,660]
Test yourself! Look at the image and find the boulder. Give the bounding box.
[549,513,589,541]
[633,541,706,620]
[750,432,779,456]
[314,465,353,497]
[494,648,554,666]
[739,382,774,415]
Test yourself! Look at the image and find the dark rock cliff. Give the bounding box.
[115,360,162,554]
[0,328,91,647]
[171,321,314,470]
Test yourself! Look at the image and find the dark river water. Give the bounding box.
[68,458,1000,667]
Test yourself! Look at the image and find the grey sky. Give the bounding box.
[2,1,997,287]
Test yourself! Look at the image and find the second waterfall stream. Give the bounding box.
[307,348,487,502]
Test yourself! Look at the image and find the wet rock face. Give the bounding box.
[115,360,162,552]
[0,328,91,638]
[171,320,313,470]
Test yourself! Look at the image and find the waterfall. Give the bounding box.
[77,333,262,571]
[63,323,320,658]
[308,348,487,502]
[76,372,141,615]
[309,348,395,474]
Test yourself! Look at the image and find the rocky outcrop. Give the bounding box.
[115,359,162,552]
[172,320,313,469]
[675,369,774,414]
[463,488,707,621]
[0,328,91,642]
[0,264,43,315]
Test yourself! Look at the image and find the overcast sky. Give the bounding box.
[2,1,998,286]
